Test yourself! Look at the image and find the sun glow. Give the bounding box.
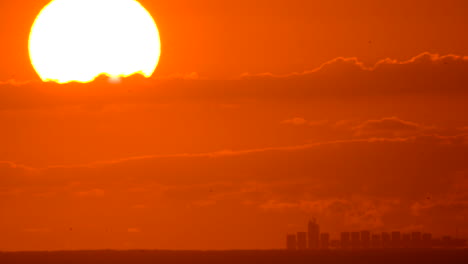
[29,0,161,84]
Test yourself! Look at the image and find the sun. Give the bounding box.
[29,0,161,84]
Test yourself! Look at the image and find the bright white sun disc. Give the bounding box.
[29,0,161,83]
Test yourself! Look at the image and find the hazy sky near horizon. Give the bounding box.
[1,0,468,251]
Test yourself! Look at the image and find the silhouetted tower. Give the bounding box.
[308,219,320,249]
[442,236,452,248]
[361,231,371,249]
[297,232,308,250]
[391,231,401,248]
[341,232,351,249]
[402,233,411,248]
[371,234,381,248]
[422,233,433,248]
[454,238,467,248]
[411,232,422,248]
[320,233,330,249]
[382,232,391,248]
[351,232,361,249]
[330,239,340,249]
[287,234,297,250]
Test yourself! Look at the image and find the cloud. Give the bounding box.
[192,200,217,207]
[353,117,433,137]
[127,228,141,233]
[0,161,33,170]
[1,53,468,111]
[280,117,436,139]
[156,72,201,80]
[260,197,400,230]
[242,53,468,79]
[238,53,468,100]
[1,133,467,197]
[281,117,308,126]
[22,228,51,233]
[1,133,468,248]
[281,117,328,126]
[411,198,468,217]
[1,52,468,248]
[74,188,105,197]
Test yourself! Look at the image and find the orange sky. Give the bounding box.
[2,0,468,81]
[1,0,468,251]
